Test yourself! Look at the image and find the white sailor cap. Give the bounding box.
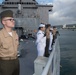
[39,24,45,27]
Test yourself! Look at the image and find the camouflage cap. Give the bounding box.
[0,10,13,20]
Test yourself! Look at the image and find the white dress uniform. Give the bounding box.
[36,30,46,56]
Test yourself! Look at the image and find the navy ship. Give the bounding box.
[0,1,60,75]
[0,0,53,38]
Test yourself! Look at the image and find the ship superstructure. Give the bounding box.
[0,0,53,37]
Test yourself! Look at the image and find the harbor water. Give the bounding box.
[59,29,76,75]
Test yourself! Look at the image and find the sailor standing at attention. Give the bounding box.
[0,10,19,75]
[36,24,46,56]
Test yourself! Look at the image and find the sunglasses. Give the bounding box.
[3,18,15,21]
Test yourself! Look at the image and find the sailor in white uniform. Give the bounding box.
[36,24,46,56]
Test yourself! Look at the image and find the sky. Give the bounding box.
[0,0,3,3]
[0,0,76,25]
[37,0,76,25]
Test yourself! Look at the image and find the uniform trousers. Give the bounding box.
[44,38,50,57]
[0,58,19,75]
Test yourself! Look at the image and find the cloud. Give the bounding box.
[49,0,76,25]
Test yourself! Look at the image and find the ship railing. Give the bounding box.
[33,37,60,75]
[41,37,60,75]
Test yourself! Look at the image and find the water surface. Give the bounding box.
[59,29,76,75]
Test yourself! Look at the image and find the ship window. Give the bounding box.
[12,2,14,4]
[7,2,9,4]
[18,2,19,4]
[30,3,31,4]
[20,2,27,4]
[7,2,11,4]
[23,2,24,4]
[17,2,18,4]
[15,2,17,4]
[27,2,29,4]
